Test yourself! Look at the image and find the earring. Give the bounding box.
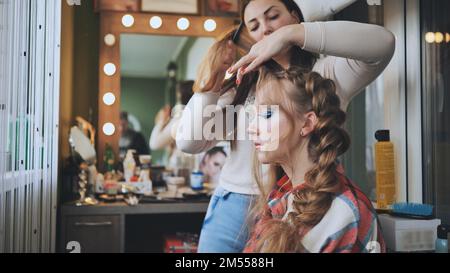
[300,131,304,137]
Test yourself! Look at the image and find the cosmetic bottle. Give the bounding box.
[123,149,136,182]
[374,130,396,210]
[435,224,449,253]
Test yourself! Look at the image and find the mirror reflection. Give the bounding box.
[118,34,216,168]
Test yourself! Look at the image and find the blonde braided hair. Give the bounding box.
[249,66,350,253]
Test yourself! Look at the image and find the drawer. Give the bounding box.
[64,215,121,253]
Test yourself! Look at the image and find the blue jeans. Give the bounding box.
[198,186,254,253]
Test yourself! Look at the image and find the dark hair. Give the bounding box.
[177,80,194,105]
[120,111,128,121]
[205,146,227,158]
[201,146,227,167]
[240,0,305,23]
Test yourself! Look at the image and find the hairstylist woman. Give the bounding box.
[176,0,395,253]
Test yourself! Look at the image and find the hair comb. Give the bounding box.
[232,22,244,44]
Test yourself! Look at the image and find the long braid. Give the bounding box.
[291,72,350,228]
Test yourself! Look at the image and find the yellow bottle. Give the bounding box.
[374,130,396,210]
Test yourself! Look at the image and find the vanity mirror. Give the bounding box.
[98,11,236,168]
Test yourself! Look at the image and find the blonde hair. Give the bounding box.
[193,26,253,93]
[248,66,350,253]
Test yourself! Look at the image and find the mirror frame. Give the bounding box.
[98,11,236,168]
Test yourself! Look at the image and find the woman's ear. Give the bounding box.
[291,11,301,24]
[300,111,318,137]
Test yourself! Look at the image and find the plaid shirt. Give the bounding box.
[244,167,386,253]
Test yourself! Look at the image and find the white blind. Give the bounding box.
[0,0,61,253]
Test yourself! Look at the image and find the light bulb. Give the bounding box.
[435,32,444,43]
[204,19,217,32]
[122,14,135,28]
[103,63,116,76]
[103,123,115,136]
[103,92,116,106]
[177,18,190,31]
[425,32,435,44]
[104,34,116,46]
[150,16,163,29]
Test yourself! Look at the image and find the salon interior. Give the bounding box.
[0,0,449,254]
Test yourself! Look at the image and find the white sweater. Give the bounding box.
[176,21,395,195]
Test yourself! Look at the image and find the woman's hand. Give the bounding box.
[155,105,171,126]
[228,24,305,84]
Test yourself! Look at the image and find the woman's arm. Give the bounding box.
[149,118,176,150]
[178,34,239,154]
[295,0,358,22]
[176,90,236,154]
[230,21,395,109]
[301,21,395,109]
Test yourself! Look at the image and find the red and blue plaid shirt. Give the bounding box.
[244,167,386,253]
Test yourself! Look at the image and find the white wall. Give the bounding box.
[185,38,215,80]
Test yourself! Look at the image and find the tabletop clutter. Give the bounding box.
[77,148,213,206]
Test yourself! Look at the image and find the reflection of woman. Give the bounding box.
[177,0,394,253]
[200,147,227,188]
[149,81,194,169]
[119,111,150,159]
[245,67,385,253]
[207,0,237,13]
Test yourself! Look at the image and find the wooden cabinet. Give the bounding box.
[59,202,208,253]
[61,215,122,253]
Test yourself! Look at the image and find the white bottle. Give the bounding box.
[123,150,136,182]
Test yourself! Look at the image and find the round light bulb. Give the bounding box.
[446,33,450,43]
[150,16,163,29]
[122,14,135,28]
[103,92,116,106]
[425,32,435,44]
[204,19,217,32]
[104,34,116,46]
[103,63,116,76]
[435,32,444,43]
[177,18,190,31]
[103,123,116,136]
